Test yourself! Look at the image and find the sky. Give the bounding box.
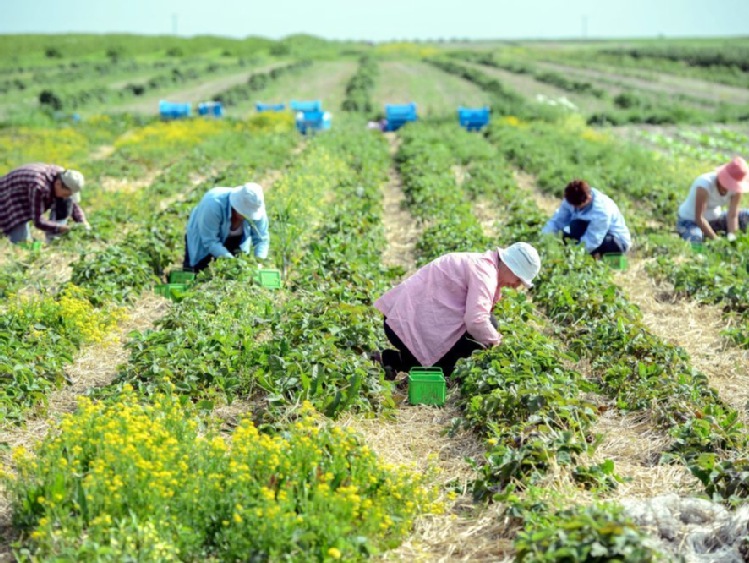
[2,0,748,41]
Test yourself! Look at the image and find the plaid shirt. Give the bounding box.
[0,163,86,234]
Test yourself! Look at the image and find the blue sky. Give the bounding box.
[2,0,748,41]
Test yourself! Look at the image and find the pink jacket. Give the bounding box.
[374,249,503,366]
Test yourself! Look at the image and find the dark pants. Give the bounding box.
[183,235,243,273]
[381,317,492,377]
[563,219,626,255]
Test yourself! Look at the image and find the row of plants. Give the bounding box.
[340,55,378,113]
[106,124,396,418]
[4,391,441,560]
[481,116,749,507]
[1,121,447,560]
[393,122,659,559]
[0,118,299,423]
[213,60,312,107]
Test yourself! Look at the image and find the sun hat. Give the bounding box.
[716,156,749,194]
[60,169,84,193]
[229,183,265,220]
[499,242,541,289]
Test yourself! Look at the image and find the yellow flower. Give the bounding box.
[328,547,342,559]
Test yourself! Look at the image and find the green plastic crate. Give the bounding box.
[154,283,188,301]
[169,270,196,284]
[690,242,705,254]
[408,368,446,406]
[19,241,42,252]
[253,268,282,289]
[602,253,627,270]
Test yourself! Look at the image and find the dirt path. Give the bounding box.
[339,136,509,561]
[536,61,749,107]
[511,169,702,500]
[613,259,749,427]
[381,135,420,276]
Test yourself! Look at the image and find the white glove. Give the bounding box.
[727,232,737,242]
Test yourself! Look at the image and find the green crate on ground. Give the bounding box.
[154,283,188,301]
[690,242,705,254]
[18,241,42,252]
[169,270,196,284]
[253,268,282,289]
[408,367,446,407]
[602,253,627,270]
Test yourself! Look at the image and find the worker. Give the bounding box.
[542,179,631,257]
[677,156,749,243]
[371,242,541,378]
[0,163,89,243]
[183,182,269,272]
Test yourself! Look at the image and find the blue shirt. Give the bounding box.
[185,187,269,267]
[541,188,631,252]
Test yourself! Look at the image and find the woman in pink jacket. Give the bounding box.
[372,242,541,378]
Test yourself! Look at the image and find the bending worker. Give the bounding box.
[0,163,89,243]
[371,242,541,378]
[677,156,749,243]
[184,182,269,273]
[542,179,631,257]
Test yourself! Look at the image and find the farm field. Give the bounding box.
[1,33,749,561]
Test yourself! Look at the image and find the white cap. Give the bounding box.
[60,169,84,193]
[499,242,541,288]
[229,183,265,220]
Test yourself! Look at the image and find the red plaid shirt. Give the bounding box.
[0,163,86,234]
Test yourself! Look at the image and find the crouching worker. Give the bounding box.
[542,179,631,258]
[184,182,269,273]
[677,156,749,243]
[0,163,89,243]
[371,242,541,379]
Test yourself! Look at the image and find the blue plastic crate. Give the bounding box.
[198,101,223,117]
[458,106,490,131]
[256,102,286,112]
[290,99,322,112]
[159,100,191,120]
[295,110,332,135]
[383,103,418,132]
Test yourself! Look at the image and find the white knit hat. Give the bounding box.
[499,242,541,288]
[60,169,84,193]
[229,183,265,220]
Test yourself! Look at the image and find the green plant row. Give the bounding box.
[4,391,441,560]
[213,60,312,108]
[393,122,657,559]
[340,55,378,114]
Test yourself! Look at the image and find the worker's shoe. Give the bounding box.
[369,350,396,381]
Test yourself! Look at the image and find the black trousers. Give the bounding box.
[381,317,491,377]
[563,219,626,255]
[183,235,243,273]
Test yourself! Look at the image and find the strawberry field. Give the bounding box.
[1,35,748,561]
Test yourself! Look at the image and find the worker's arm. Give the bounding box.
[541,202,572,235]
[694,187,717,240]
[726,193,742,238]
[464,270,501,347]
[29,185,65,233]
[240,215,270,259]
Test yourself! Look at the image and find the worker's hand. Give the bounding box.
[727,232,737,242]
[82,221,92,232]
[58,224,71,234]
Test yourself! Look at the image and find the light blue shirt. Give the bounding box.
[185,187,269,267]
[541,188,631,252]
